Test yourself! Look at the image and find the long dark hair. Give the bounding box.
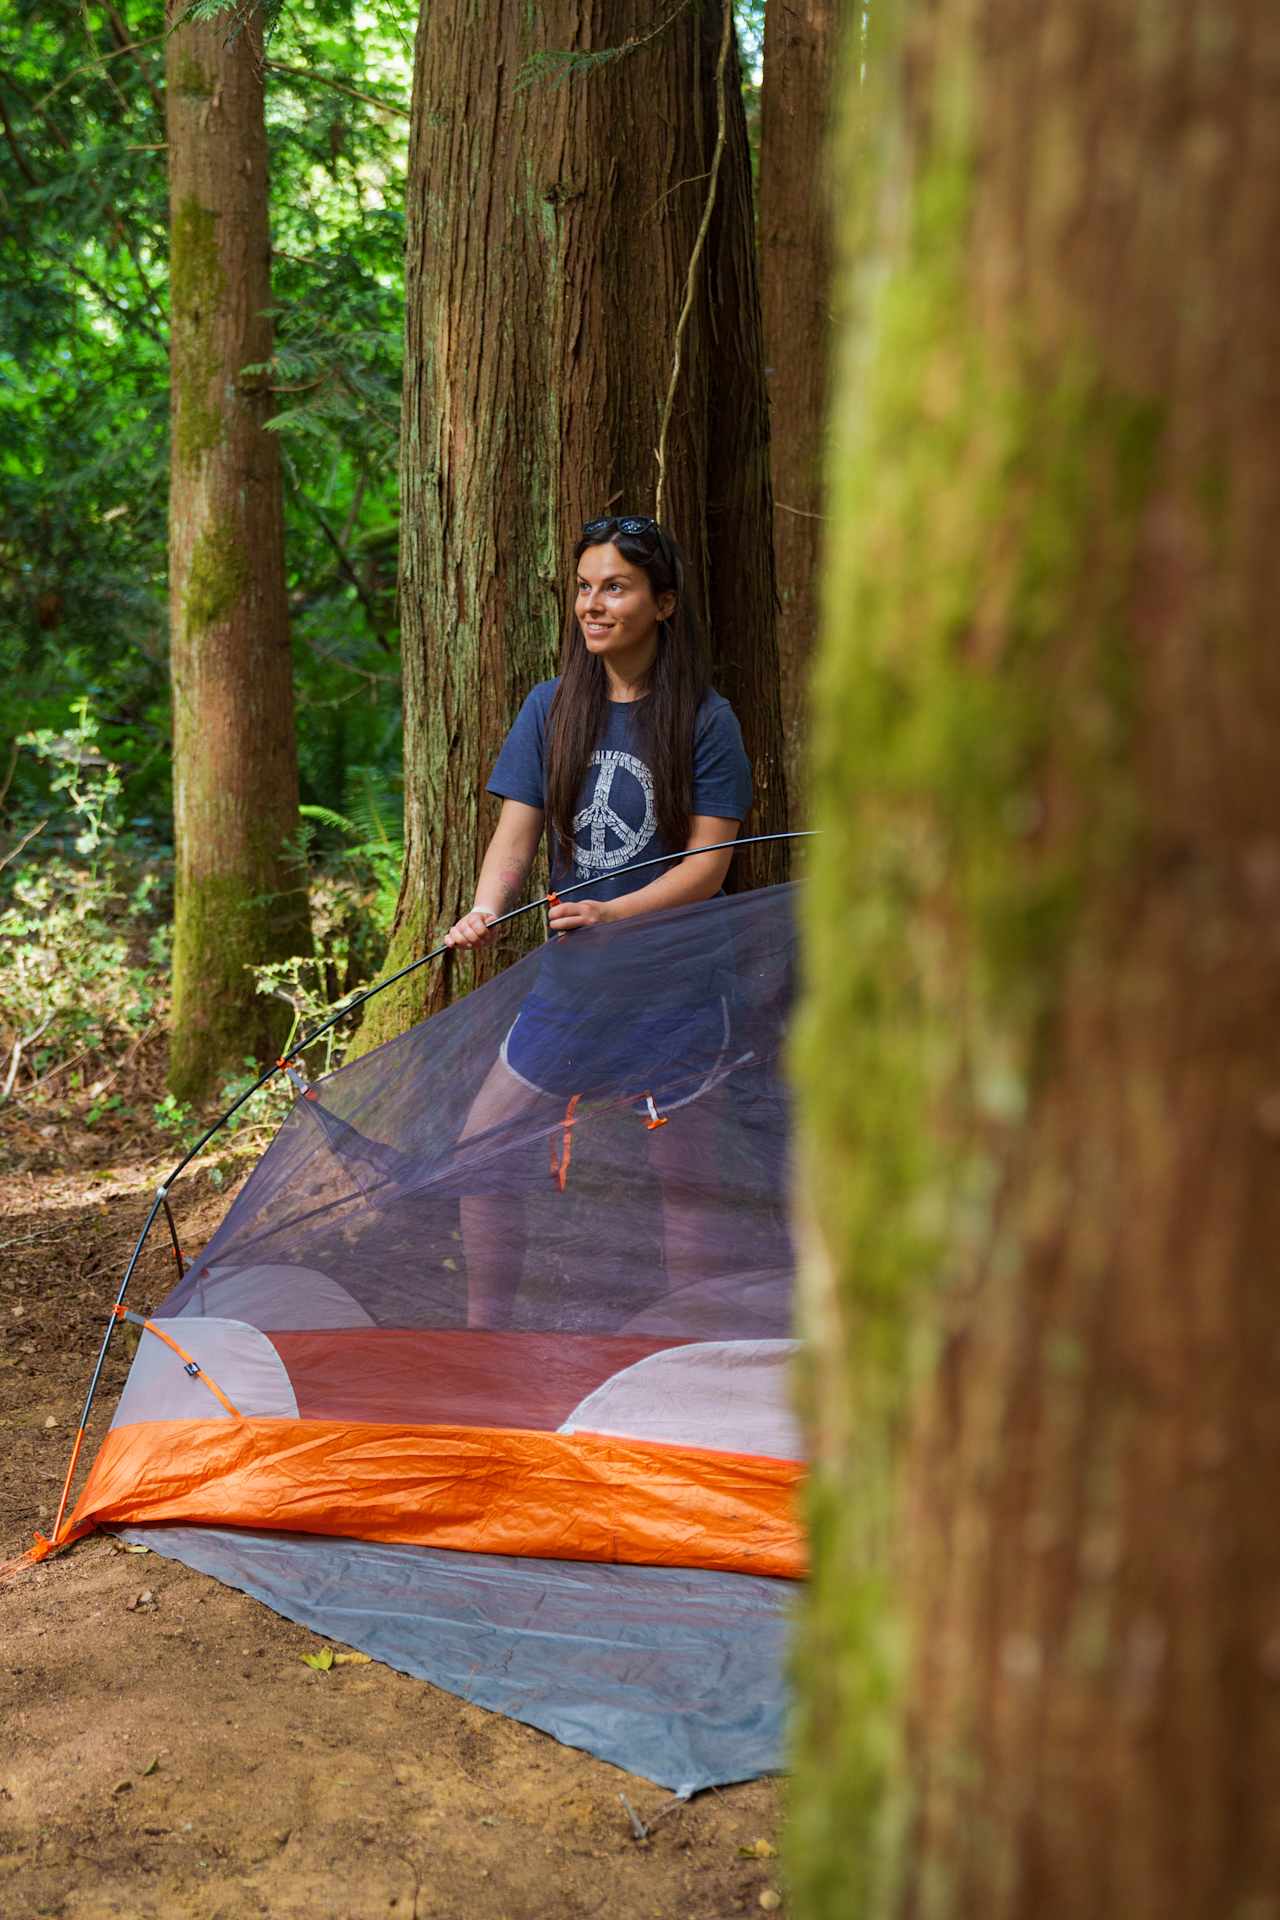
[546,517,709,870]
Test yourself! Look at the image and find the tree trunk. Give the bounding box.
[165,4,309,1101]
[759,0,836,813]
[792,2,1280,1916]
[354,0,786,1050]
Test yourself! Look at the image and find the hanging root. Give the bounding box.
[653,0,733,523]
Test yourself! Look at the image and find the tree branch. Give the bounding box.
[264,61,410,121]
[294,488,393,651]
[0,817,47,877]
[100,4,166,124]
[41,245,166,345]
[0,94,40,187]
[35,33,165,112]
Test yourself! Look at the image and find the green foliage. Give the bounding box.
[151,1089,194,1137]
[176,796,405,1134]
[1,692,397,1144]
[272,761,406,1067]
[0,0,409,830]
[251,951,360,1083]
[0,0,171,823]
[181,0,288,39]
[735,0,765,175]
[154,1051,290,1142]
[0,704,168,1102]
[299,761,404,929]
[515,0,699,94]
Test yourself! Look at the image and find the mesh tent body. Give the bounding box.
[66,884,803,1789]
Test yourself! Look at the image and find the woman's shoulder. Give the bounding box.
[511,678,560,726]
[695,687,742,733]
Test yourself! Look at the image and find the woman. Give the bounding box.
[445,513,752,1325]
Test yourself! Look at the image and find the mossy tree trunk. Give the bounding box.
[792,1,1280,1915]
[354,0,786,1050]
[165,3,309,1101]
[759,0,836,812]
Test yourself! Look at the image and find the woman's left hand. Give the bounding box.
[547,895,615,934]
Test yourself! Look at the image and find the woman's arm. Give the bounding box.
[445,798,545,948]
[546,815,741,932]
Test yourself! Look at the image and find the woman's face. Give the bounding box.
[574,542,676,670]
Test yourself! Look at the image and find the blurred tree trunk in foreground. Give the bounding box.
[355,0,786,1049]
[165,3,309,1101]
[792,1,1280,1915]
[759,0,836,812]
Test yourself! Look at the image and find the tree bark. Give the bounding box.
[759,0,836,813]
[165,5,310,1101]
[792,2,1280,1915]
[354,0,786,1050]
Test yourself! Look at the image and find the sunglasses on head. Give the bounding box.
[582,514,659,542]
[580,515,682,591]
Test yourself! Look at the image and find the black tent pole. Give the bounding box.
[43,831,814,1548]
[46,1190,165,1548]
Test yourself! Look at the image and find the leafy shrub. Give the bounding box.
[0,702,168,1106]
[2,708,403,1156]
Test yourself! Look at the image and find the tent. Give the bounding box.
[32,877,804,1793]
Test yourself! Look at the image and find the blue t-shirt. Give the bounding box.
[487,680,752,900]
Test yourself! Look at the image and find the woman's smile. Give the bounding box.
[574,540,675,693]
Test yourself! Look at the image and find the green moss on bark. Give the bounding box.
[167,870,291,1101]
[342,905,437,1060]
[789,105,1164,1920]
[173,54,213,98]
[185,518,249,634]
[171,196,227,468]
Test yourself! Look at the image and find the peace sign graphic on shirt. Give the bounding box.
[572,749,657,877]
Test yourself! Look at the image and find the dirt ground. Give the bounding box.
[0,1088,786,1920]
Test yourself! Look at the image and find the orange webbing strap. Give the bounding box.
[112,1305,242,1419]
[2,1310,244,1584]
[549,1093,581,1192]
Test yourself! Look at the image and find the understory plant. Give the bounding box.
[0,701,167,1111]
[1,710,402,1156]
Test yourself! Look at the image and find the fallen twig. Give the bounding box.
[2,1015,55,1101]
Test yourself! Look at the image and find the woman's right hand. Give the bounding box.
[445,905,498,949]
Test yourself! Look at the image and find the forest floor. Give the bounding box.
[0,1053,786,1920]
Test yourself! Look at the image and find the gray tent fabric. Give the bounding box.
[87,887,805,1789]
[117,1524,794,1794]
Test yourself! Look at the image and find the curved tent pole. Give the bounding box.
[42,830,814,1553]
[39,1190,168,1558]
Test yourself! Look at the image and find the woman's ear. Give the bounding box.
[657,591,677,621]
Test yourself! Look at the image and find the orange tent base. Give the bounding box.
[68,1417,807,1581]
